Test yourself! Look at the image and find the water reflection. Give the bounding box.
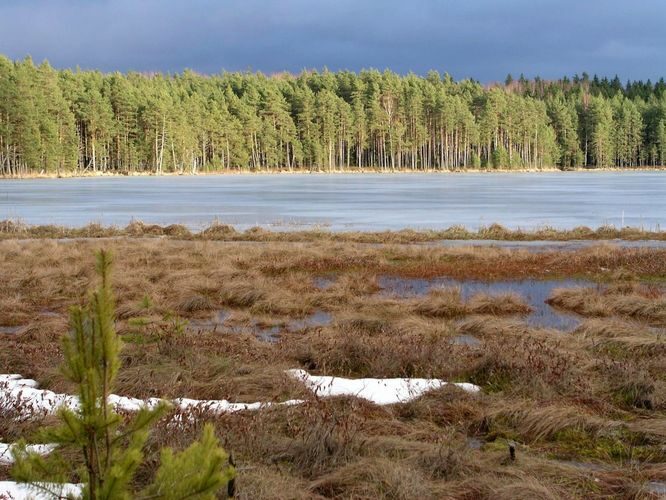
[379,276,594,331]
[187,309,332,341]
[0,326,24,335]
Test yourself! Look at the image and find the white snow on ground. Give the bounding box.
[286,369,480,405]
[1,370,479,421]
[0,443,55,465]
[0,481,81,499]
[173,397,303,414]
[0,374,302,419]
[0,374,77,418]
[0,371,478,498]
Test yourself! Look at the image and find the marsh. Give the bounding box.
[1,236,665,498]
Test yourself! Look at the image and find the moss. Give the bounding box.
[612,380,655,410]
[482,437,519,453]
[592,342,631,360]
[480,415,522,443]
[466,360,516,394]
[552,427,664,463]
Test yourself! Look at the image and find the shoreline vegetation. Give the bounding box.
[3,56,666,176]
[2,219,666,242]
[1,238,665,497]
[2,164,666,179]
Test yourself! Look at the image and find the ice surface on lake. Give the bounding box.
[1,172,665,231]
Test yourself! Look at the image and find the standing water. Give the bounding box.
[378,276,593,331]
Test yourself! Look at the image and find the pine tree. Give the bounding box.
[11,250,235,499]
[4,54,666,174]
[588,96,615,167]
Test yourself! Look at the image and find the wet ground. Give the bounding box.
[646,482,666,495]
[450,334,482,346]
[313,276,336,290]
[187,309,333,342]
[287,311,333,331]
[378,276,594,331]
[0,326,24,335]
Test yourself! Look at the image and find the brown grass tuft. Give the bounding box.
[308,457,433,499]
[467,292,532,316]
[414,287,467,318]
[548,286,666,326]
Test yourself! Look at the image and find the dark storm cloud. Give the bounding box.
[0,0,665,81]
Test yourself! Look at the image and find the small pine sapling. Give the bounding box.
[12,250,235,499]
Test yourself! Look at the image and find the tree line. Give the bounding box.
[1,55,666,175]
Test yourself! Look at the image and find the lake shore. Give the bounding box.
[3,220,666,242]
[3,165,666,179]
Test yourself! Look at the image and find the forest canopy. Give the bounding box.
[1,55,666,175]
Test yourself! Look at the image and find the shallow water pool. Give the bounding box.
[379,276,594,331]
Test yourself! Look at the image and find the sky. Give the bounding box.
[0,0,665,82]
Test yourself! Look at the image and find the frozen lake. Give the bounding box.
[0,172,664,231]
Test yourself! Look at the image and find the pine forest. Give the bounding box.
[1,55,666,175]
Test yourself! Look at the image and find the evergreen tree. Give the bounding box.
[588,96,615,167]
[2,54,666,173]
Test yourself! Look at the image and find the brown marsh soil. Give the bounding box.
[0,238,665,498]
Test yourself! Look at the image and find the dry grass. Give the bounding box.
[308,457,434,498]
[3,219,666,243]
[412,288,532,319]
[548,285,666,326]
[482,400,619,442]
[467,292,532,316]
[1,237,665,498]
[413,287,467,318]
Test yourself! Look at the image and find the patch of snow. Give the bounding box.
[2,370,479,421]
[0,374,164,418]
[0,375,77,418]
[0,481,81,499]
[0,374,301,420]
[450,334,482,347]
[172,397,303,415]
[0,443,56,465]
[286,369,480,405]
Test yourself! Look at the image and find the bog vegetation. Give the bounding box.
[2,55,666,175]
[1,238,665,498]
[3,219,666,243]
